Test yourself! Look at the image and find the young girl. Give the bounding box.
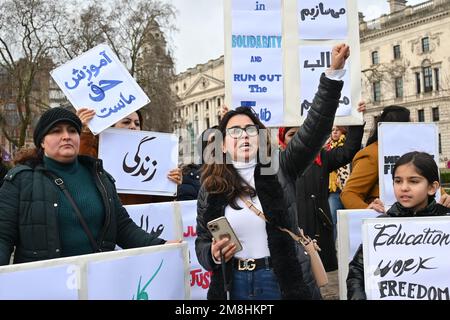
[346,151,449,300]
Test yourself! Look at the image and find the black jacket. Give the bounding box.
[196,74,343,299]
[346,200,449,300]
[177,164,201,201]
[0,162,7,188]
[0,155,165,265]
[294,125,364,271]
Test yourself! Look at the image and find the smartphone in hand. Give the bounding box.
[207,216,243,253]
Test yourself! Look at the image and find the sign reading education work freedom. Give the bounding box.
[300,46,351,117]
[337,209,379,300]
[229,0,283,126]
[98,128,178,196]
[378,123,440,208]
[298,0,348,39]
[51,44,150,135]
[362,216,450,300]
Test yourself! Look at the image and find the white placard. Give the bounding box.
[337,209,379,300]
[0,244,189,300]
[231,48,283,125]
[224,0,363,127]
[299,45,351,118]
[50,44,150,135]
[298,0,348,39]
[227,0,283,127]
[87,248,185,300]
[98,128,178,196]
[0,264,79,300]
[378,122,440,208]
[180,200,211,300]
[362,216,450,300]
[124,202,183,242]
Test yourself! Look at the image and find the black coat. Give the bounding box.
[0,155,165,265]
[295,125,364,271]
[196,74,343,299]
[0,162,7,188]
[177,165,201,201]
[346,200,449,300]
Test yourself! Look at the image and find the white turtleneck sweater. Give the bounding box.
[224,159,271,259]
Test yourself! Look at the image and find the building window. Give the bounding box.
[217,98,221,107]
[417,109,425,122]
[432,107,439,122]
[195,104,198,113]
[393,45,401,59]
[422,37,430,53]
[205,117,210,129]
[423,67,433,93]
[439,133,442,154]
[206,101,209,110]
[434,68,440,92]
[415,72,421,94]
[395,77,403,98]
[175,85,179,92]
[373,82,381,102]
[371,51,379,65]
[183,83,186,90]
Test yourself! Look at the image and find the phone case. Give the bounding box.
[207,216,243,253]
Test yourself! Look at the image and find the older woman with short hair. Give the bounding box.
[0,107,176,265]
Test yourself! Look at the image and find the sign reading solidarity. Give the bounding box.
[225,0,363,127]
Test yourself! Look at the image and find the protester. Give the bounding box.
[340,106,411,212]
[0,107,179,265]
[195,43,350,300]
[0,158,8,188]
[327,125,352,240]
[346,151,449,300]
[277,103,365,273]
[177,163,201,200]
[76,108,182,205]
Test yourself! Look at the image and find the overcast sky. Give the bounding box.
[162,0,425,74]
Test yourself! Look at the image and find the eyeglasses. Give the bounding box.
[226,125,259,138]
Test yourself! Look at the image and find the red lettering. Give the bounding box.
[183,225,197,238]
[190,268,212,289]
[190,268,201,286]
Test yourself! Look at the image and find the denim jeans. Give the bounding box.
[230,260,281,300]
[328,191,344,241]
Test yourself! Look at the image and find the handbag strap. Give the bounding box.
[240,197,317,248]
[45,171,101,253]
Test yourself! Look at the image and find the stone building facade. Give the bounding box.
[360,0,450,167]
[171,57,225,164]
